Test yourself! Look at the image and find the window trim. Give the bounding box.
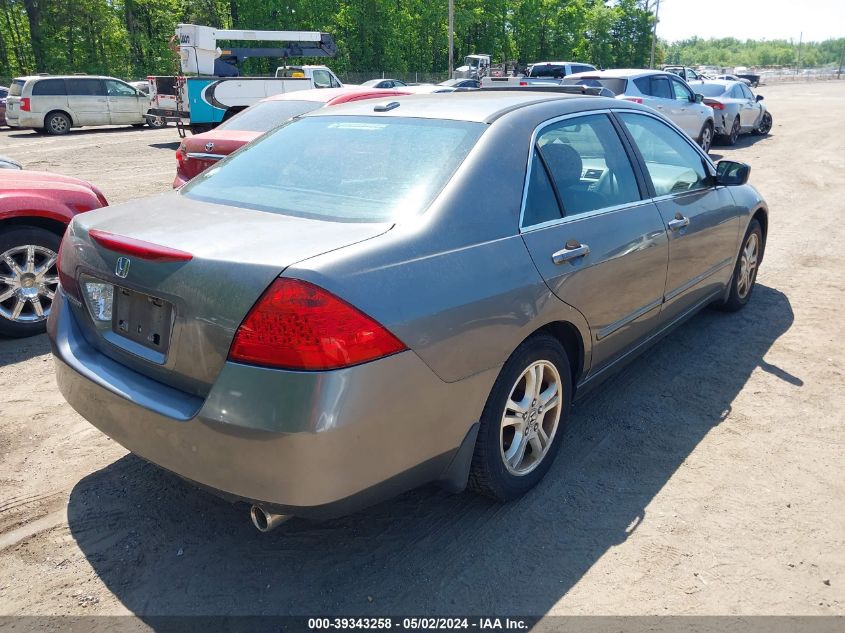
[519,109,650,232]
[611,109,719,203]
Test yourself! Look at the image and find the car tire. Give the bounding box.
[753,112,772,136]
[44,111,71,135]
[0,226,62,338]
[468,333,572,501]
[714,218,763,313]
[698,121,713,153]
[147,116,166,129]
[723,116,740,146]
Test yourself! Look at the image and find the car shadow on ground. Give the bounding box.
[0,332,51,365]
[148,141,180,150]
[712,132,774,153]
[66,284,797,617]
[4,126,154,139]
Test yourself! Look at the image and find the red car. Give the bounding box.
[174,87,409,187]
[0,170,107,337]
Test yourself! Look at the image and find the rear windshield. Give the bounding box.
[530,65,567,78]
[181,115,485,222]
[9,80,25,97]
[218,100,323,132]
[562,77,628,95]
[695,84,729,97]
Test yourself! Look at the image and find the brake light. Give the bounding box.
[229,278,407,370]
[20,97,30,111]
[623,97,643,104]
[88,229,193,262]
[704,99,725,110]
[519,81,528,86]
[57,232,82,301]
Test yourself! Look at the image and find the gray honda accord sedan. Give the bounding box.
[48,92,767,530]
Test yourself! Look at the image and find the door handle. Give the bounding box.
[552,240,590,264]
[667,213,690,231]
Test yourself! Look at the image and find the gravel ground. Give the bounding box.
[0,82,843,616]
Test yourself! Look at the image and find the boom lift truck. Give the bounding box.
[147,23,341,135]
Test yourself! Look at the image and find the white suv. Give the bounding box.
[5,75,149,135]
[563,69,715,152]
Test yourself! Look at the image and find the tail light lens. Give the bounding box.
[228,278,407,371]
[20,97,31,111]
[704,99,725,110]
[57,232,82,301]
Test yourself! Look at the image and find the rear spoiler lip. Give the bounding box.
[88,229,193,262]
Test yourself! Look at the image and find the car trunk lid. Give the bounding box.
[179,130,259,180]
[62,193,391,396]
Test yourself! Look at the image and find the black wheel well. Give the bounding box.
[0,216,68,238]
[45,109,74,126]
[752,207,768,260]
[536,320,585,386]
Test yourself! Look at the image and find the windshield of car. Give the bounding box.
[181,116,485,222]
[696,84,729,97]
[361,80,381,87]
[562,77,628,95]
[216,100,324,132]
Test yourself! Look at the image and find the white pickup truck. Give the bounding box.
[480,61,597,89]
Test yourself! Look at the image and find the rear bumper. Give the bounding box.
[6,112,43,128]
[48,292,489,517]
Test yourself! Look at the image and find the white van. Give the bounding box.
[5,75,150,134]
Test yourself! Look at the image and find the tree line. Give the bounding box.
[664,36,845,69]
[1,0,655,80]
[1,0,842,82]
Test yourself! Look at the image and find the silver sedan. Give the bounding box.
[694,80,773,145]
[49,92,768,530]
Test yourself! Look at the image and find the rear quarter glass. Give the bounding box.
[181,115,486,223]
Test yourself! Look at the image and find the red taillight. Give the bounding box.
[519,81,528,86]
[623,97,644,104]
[228,278,407,370]
[88,229,192,262]
[704,99,724,110]
[57,232,81,301]
[20,97,31,111]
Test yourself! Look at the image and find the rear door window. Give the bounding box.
[32,79,67,96]
[529,113,641,219]
[66,79,105,96]
[650,76,673,99]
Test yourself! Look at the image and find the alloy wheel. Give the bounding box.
[700,125,712,153]
[500,360,563,475]
[50,116,68,133]
[737,232,759,299]
[0,245,59,323]
[730,117,740,144]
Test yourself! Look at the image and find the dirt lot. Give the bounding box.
[0,82,843,617]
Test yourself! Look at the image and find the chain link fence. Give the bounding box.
[338,71,450,85]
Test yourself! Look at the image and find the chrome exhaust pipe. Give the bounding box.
[250,505,291,532]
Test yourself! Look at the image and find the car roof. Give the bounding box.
[14,74,124,82]
[531,61,591,66]
[263,87,399,104]
[568,68,673,79]
[306,91,618,124]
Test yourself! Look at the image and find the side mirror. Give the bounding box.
[694,93,704,103]
[716,160,750,186]
[756,94,764,102]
